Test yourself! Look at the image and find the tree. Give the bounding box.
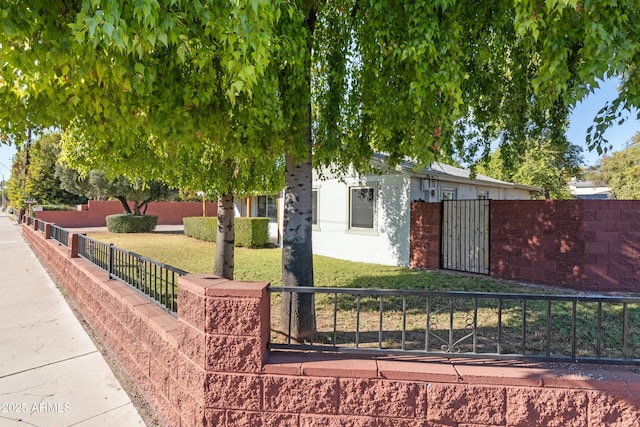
[56,164,176,214]
[477,139,584,199]
[594,132,640,199]
[5,133,86,212]
[163,143,284,280]
[1,1,640,341]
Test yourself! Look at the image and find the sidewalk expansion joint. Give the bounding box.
[0,351,100,380]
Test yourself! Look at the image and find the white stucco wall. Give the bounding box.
[312,173,412,266]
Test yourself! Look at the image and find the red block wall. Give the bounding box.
[23,222,640,426]
[409,202,441,270]
[34,200,218,228]
[490,200,586,288]
[411,200,640,292]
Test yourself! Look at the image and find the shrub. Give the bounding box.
[183,216,270,247]
[234,217,270,247]
[106,214,158,233]
[40,204,74,211]
[183,217,217,242]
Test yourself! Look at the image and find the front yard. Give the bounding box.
[87,231,640,359]
[87,230,544,293]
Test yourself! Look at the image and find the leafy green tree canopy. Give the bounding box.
[595,132,640,199]
[477,138,584,199]
[57,163,176,214]
[0,1,638,166]
[6,133,87,210]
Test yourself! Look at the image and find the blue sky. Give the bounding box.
[1,79,639,179]
[567,78,640,166]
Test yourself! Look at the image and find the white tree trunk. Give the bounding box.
[280,134,316,341]
[214,192,235,280]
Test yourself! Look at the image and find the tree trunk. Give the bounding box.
[279,3,317,342]
[116,196,132,214]
[214,192,235,280]
[280,123,316,342]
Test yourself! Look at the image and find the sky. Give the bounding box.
[1,79,639,181]
[566,77,640,167]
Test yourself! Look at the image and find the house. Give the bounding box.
[568,179,612,200]
[236,155,540,266]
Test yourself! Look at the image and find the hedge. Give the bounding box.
[40,205,75,211]
[183,216,270,248]
[183,217,217,242]
[235,217,270,248]
[106,214,158,233]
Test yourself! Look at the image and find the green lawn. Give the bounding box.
[87,230,544,292]
[87,231,640,360]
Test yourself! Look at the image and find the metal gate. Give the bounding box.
[441,200,490,274]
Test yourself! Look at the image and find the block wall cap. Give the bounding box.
[179,274,269,297]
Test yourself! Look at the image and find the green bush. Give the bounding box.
[235,217,270,248]
[183,217,217,242]
[106,214,158,233]
[183,216,270,247]
[40,205,74,211]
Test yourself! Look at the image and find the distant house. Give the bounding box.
[236,155,540,266]
[568,179,612,200]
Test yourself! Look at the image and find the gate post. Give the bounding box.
[410,202,441,269]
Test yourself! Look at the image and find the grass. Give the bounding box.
[87,231,544,292]
[87,230,640,361]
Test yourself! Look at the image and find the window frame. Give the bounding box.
[441,188,457,201]
[347,185,378,235]
[257,195,278,220]
[312,187,320,231]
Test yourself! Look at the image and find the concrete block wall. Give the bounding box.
[22,221,640,426]
[582,200,640,291]
[490,200,586,288]
[411,200,640,292]
[34,200,219,228]
[410,202,441,270]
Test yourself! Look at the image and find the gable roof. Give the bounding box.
[372,153,542,192]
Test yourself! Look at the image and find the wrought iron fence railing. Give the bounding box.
[270,286,640,365]
[50,224,69,247]
[37,219,45,232]
[77,234,187,313]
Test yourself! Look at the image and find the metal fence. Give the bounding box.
[50,224,69,247]
[270,286,640,365]
[77,234,187,313]
[37,219,45,233]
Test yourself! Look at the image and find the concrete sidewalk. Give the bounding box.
[0,215,146,426]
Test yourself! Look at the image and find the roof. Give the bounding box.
[371,154,542,192]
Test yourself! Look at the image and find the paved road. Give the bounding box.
[0,214,146,427]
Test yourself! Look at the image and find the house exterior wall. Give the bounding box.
[313,173,534,267]
[443,183,533,201]
[313,173,412,266]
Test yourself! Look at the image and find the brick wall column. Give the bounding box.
[176,274,270,427]
[410,202,441,269]
[44,223,51,239]
[69,233,79,258]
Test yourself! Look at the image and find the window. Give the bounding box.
[441,188,456,200]
[349,186,376,230]
[312,189,319,228]
[477,191,488,200]
[257,195,278,219]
